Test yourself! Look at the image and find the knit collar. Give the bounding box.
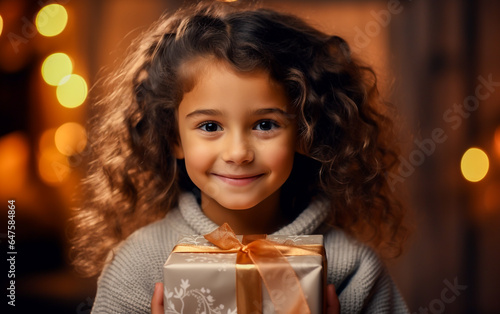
[178,192,330,235]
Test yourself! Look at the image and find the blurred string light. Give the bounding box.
[39,128,57,153]
[36,4,68,37]
[36,3,88,186]
[38,128,70,185]
[461,147,489,182]
[36,5,89,107]
[37,122,86,185]
[41,52,73,86]
[38,147,70,185]
[56,74,88,108]
[0,133,29,195]
[483,183,500,215]
[54,122,87,156]
[494,126,500,158]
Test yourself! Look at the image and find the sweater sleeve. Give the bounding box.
[91,223,171,314]
[324,230,409,313]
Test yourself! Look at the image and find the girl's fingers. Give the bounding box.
[151,282,164,314]
[326,284,340,314]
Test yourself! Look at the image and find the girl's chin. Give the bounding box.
[204,195,263,211]
[200,188,280,212]
[214,200,260,211]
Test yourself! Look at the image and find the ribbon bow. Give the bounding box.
[204,223,312,314]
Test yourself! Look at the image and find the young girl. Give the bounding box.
[72,1,409,313]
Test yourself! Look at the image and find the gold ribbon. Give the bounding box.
[172,223,325,313]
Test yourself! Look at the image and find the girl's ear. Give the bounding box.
[173,141,185,159]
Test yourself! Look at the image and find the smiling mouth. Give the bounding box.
[212,174,264,186]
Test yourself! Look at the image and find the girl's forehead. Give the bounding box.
[177,59,291,115]
[177,56,279,94]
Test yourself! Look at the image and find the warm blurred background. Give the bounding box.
[1,0,499,313]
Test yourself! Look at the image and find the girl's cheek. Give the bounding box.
[193,139,215,155]
[265,145,295,168]
[184,140,215,165]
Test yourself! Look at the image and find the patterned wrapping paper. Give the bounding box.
[163,232,326,314]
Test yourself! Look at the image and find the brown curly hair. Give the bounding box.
[71,0,408,277]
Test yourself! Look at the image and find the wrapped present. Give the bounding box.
[163,223,326,314]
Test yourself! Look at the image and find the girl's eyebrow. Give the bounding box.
[253,108,288,116]
[185,108,292,119]
[185,109,222,119]
[254,108,296,121]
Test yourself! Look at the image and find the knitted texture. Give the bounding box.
[91,193,409,313]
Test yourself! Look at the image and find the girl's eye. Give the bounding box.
[198,122,222,132]
[254,120,279,131]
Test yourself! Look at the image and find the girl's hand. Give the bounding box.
[151,282,164,314]
[327,284,340,314]
[151,282,340,314]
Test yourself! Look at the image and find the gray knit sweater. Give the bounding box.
[91,192,409,313]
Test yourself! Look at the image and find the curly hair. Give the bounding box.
[71,0,408,277]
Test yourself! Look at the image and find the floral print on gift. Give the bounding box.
[165,279,237,314]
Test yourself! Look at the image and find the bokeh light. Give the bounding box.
[38,147,70,185]
[0,132,29,196]
[41,53,73,86]
[56,74,88,108]
[54,122,87,156]
[36,4,68,37]
[461,147,489,182]
[483,183,500,215]
[38,128,71,185]
[39,128,57,152]
[0,14,3,36]
[494,126,500,158]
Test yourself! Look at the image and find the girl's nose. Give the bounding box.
[221,134,254,165]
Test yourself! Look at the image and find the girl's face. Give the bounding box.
[175,61,297,213]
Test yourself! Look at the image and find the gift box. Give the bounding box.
[163,223,326,314]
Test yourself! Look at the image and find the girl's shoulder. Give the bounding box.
[115,207,193,256]
[92,213,183,313]
[95,207,194,290]
[321,225,385,281]
[321,224,373,251]
[321,226,409,312]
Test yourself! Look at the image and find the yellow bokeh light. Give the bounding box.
[461,147,489,182]
[36,4,68,37]
[54,122,87,156]
[0,15,4,36]
[56,74,88,108]
[38,147,70,185]
[41,53,73,86]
